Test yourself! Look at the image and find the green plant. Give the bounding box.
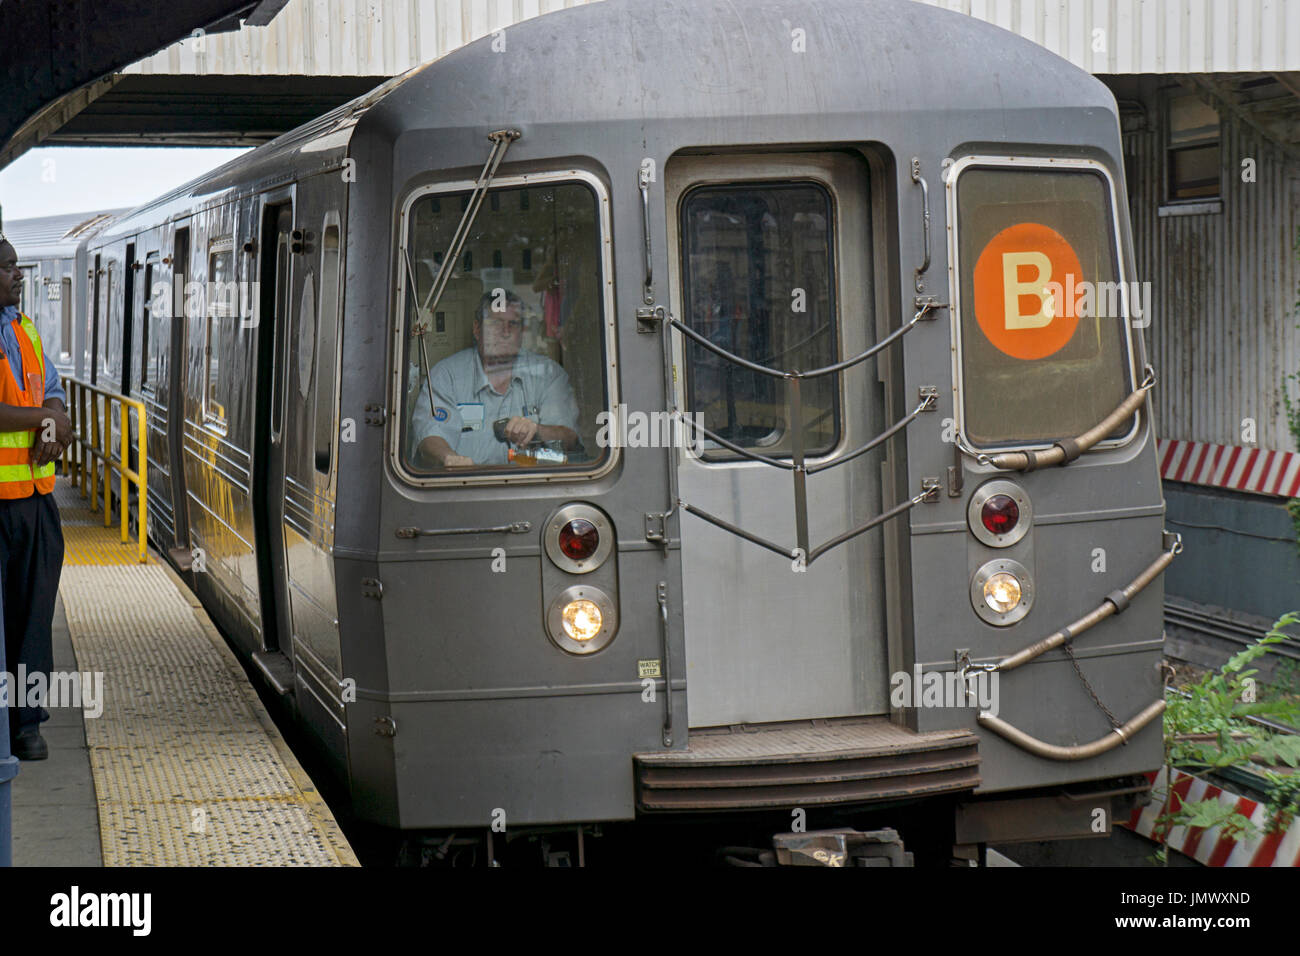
[1268,655,1300,700]
[1154,612,1300,858]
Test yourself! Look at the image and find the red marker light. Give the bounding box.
[558,518,600,561]
[981,495,1019,536]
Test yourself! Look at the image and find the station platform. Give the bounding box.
[9,480,358,866]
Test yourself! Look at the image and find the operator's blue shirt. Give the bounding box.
[0,305,67,404]
[410,346,578,465]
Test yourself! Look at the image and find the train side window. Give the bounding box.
[60,278,73,363]
[140,258,156,389]
[679,182,840,460]
[952,161,1135,449]
[146,256,166,388]
[203,241,235,427]
[18,266,33,315]
[397,176,613,480]
[314,220,341,474]
[100,261,116,382]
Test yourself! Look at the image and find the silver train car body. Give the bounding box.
[77,0,1172,849]
[4,209,122,377]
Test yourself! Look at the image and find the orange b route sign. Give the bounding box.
[972,222,1083,360]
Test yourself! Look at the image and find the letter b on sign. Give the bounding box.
[973,222,1083,360]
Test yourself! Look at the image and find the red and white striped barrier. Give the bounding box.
[1157,439,1300,499]
[1123,767,1300,867]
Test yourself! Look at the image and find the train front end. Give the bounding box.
[335,0,1174,857]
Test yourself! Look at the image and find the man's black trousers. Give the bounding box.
[0,491,63,737]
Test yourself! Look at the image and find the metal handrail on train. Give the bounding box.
[668,300,940,566]
[60,376,148,564]
[961,531,1183,761]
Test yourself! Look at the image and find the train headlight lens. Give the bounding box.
[558,518,600,562]
[548,585,617,654]
[562,599,603,642]
[983,572,1022,613]
[980,495,1019,536]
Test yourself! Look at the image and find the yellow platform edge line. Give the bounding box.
[152,557,361,867]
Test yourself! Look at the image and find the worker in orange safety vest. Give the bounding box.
[0,235,71,761]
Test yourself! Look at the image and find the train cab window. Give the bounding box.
[203,242,235,426]
[952,161,1135,449]
[397,176,613,480]
[679,182,839,460]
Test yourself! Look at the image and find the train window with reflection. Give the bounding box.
[398,179,610,478]
[954,164,1135,449]
[679,182,839,461]
[203,242,234,426]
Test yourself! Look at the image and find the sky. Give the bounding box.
[0,146,251,225]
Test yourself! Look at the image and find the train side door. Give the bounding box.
[251,199,295,677]
[665,152,889,727]
[278,188,346,714]
[134,224,188,553]
[136,245,168,540]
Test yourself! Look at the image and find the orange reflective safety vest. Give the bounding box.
[0,313,57,498]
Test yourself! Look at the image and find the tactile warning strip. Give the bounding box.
[56,482,147,565]
[54,482,358,866]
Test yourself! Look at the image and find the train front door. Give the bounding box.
[665,152,891,728]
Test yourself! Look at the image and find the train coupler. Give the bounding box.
[769,827,913,867]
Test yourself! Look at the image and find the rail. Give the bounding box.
[60,376,148,563]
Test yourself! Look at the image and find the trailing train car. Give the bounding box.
[76,0,1180,864]
[1,209,122,377]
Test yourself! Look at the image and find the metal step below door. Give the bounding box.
[635,717,979,811]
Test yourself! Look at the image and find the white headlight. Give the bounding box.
[983,572,1022,612]
[971,559,1033,626]
[562,599,603,641]
[546,585,618,654]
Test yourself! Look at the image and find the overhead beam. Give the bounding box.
[1271,71,1300,107]
[0,0,273,169]
[1182,76,1300,163]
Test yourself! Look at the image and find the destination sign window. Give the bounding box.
[954,163,1136,449]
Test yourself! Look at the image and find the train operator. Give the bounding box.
[411,290,579,469]
[0,236,71,761]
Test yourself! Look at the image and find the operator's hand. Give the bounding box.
[442,454,474,467]
[502,416,539,446]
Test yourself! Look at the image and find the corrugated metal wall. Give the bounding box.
[124,0,600,76]
[1115,78,1300,452]
[119,1,1300,79]
[920,0,1300,73]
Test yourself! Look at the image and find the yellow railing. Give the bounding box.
[61,377,148,563]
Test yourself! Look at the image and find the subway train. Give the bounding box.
[66,0,1180,864]
[3,208,123,377]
